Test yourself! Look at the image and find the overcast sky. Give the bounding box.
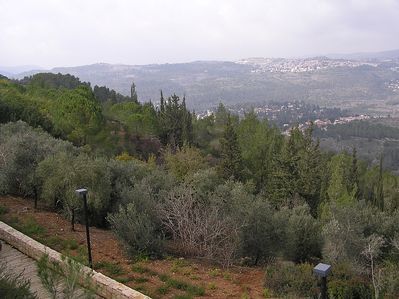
[1,0,399,68]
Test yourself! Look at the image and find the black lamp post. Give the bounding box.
[75,188,93,269]
[314,263,331,299]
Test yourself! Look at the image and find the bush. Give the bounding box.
[158,183,240,266]
[327,263,372,299]
[37,153,112,227]
[239,199,280,265]
[328,279,372,299]
[0,121,74,196]
[264,261,318,297]
[107,201,163,258]
[107,158,152,209]
[164,145,207,180]
[380,261,399,299]
[280,205,322,262]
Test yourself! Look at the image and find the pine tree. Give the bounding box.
[270,127,302,207]
[219,115,243,180]
[348,147,360,199]
[299,134,323,216]
[130,82,138,102]
[157,93,193,148]
[160,90,165,113]
[181,96,193,145]
[376,155,384,210]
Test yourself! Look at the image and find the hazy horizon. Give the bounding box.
[1,0,399,68]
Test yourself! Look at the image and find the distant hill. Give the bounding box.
[0,65,43,76]
[327,49,399,61]
[13,57,399,111]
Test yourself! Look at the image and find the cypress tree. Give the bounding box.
[157,93,193,148]
[160,90,165,113]
[219,115,243,180]
[130,82,138,102]
[347,147,360,200]
[376,155,384,210]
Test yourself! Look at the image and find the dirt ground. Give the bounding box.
[0,196,266,299]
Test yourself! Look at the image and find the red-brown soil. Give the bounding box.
[0,196,265,298]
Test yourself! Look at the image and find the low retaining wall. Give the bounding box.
[0,221,150,299]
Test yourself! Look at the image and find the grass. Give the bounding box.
[94,261,125,276]
[189,274,200,280]
[0,202,254,298]
[134,285,147,293]
[131,263,157,276]
[223,271,232,281]
[18,216,46,237]
[208,268,221,278]
[131,264,148,274]
[157,285,170,295]
[0,204,9,216]
[46,236,79,252]
[263,288,272,298]
[116,277,133,283]
[2,214,46,240]
[173,295,193,299]
[241,291,250,299]
[158,274,205,297]
[171,258,194,276]
[133,277,149,283]
[1,212,90,267]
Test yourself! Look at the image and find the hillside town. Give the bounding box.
[236,57,378,73]
[387,79,399,92]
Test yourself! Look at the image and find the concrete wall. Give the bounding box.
[0,221,150,299]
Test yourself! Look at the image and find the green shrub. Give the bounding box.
[240,199,280,265]
[107,202,163,258]
[0,121,74,197]
[282,205,322,262]
[328,279,372,299]
[327,263,373,299]
[0,205,9,215]
[381,261,399,298]
[264,261,318,297]
[37,153,112,227]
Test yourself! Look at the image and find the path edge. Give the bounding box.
[0,221,150,299]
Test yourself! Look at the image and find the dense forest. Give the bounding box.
[1,73,399,298]
[315,121,399,140]
[315,121,399,173]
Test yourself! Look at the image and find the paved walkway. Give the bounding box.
[0,242,96,298]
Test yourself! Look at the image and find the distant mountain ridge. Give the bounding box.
[3,50,399,111]
[0,65,44,75]
[327,49,399,61]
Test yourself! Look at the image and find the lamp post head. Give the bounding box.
[75,188,88,196]
[313,263,331,278]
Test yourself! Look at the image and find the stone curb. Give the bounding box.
[0,221,150,299]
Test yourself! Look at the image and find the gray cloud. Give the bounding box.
[1,0,399,68]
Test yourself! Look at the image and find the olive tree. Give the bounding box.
[0,121,74,200]
[37,152,111,227]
